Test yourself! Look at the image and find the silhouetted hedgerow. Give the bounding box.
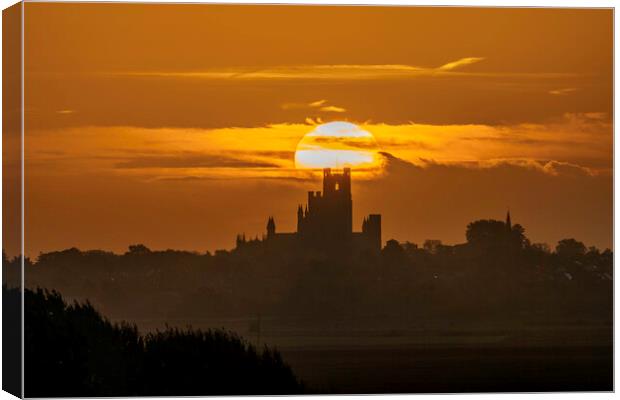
[18,287,303,397]
[142,327,300,395]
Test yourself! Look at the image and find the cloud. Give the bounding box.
[282,99,346,113]
[106,59,585,90]
[437,57,485,71]
[381,152,595,179]
[114,153,281,169]
[28,58,596,133]
[310,136,378,150]
[379,151,422,170]
[461,158,595,177]
[253,150,296,160]
[111,58,581,83]
[156,174,317,183]
[319,106,346,113]
[281,101,317,110]
[581,112,607,120]
[549,87,577,96]
[539,160,596,177]
[304,117,324,125]
[121,65,424,80]
[366,112,612,176]
[25,112,611,183]
[309,100,327,107]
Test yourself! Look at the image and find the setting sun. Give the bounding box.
[294,121,383,171]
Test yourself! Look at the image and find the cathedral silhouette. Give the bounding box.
[236,168,382,254]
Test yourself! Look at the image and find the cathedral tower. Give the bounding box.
[238,166,382,255]
[298,168,353,245]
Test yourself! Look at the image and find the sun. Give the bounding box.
[294,121,383,171]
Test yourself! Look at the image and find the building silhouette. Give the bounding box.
[237,168,381,254]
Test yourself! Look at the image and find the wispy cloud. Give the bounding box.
[319,105,346,113]
[437,57,485,71]
[113,150,294,170]
[115,153,280,169]
[111,58,583,83]
[549,87,577,96]
[445,158,596,177]
[121,65,419,80]
[309,100,327,107]
[381,152,595,177]
[311,136,378,150]
[305,117,322,125]
[281,99,346,113]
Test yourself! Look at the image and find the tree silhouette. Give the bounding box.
[466,220,507,248]
[556,238,587,260]
[127,244,151,255]
[20,287,302,397]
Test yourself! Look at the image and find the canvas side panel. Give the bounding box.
[2,2,23,398]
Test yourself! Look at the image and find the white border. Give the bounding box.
[0,1,616,400]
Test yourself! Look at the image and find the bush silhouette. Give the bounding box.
[19,287,302,397]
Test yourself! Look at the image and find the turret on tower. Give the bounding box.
[362,214,382,253]
[297,205,304,232]
[266,216,276,238]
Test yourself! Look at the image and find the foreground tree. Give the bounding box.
[20,287,303,397]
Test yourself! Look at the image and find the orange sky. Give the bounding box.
[10,4,613,257]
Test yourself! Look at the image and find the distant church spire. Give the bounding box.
[267,216,276,238]
[506,210,512,231]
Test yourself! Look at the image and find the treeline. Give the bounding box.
[10,287,303,397]
[4,218,613,324]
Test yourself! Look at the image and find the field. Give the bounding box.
[132,316,613,393]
